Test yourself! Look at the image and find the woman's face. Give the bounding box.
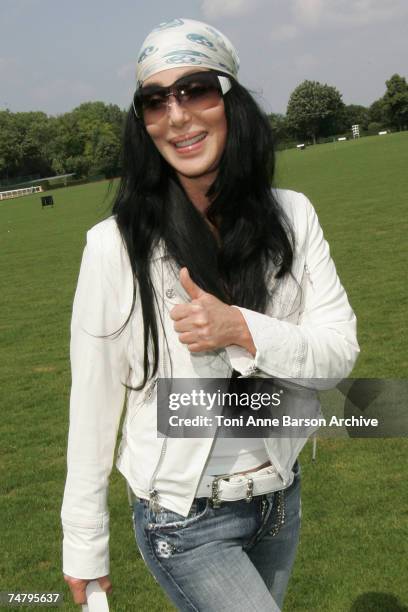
[142,67,228,182]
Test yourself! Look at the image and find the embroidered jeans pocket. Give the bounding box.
[144,498,210,532]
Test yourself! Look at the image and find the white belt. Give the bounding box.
[196,465,287,506]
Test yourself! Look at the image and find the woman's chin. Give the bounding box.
[170,157,220,181]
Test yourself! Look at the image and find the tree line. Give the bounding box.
[0,102,125,184]
[272,73,408,145]
[1,73,407,184]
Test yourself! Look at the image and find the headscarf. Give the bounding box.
[135,18,240,86]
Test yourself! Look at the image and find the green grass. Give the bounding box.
[1,133,407,611]
[276,132,408,378]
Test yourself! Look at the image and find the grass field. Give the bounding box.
[1,132,407,611]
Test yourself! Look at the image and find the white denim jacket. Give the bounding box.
[61,189,359,578]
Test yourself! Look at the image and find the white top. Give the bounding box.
[200,436,269,477]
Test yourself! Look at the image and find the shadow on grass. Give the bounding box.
[350,592,408,611]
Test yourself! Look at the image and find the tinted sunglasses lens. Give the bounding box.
[136,92,167,123]
[179,74,222,112]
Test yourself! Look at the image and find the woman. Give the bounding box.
[62,18,359,611]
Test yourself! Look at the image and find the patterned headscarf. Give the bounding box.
[136,18,240,86]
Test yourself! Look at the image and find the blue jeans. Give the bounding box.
[132,461,301,611]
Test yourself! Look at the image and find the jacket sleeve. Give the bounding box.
[61,227,130,578]
[225,193,360,388]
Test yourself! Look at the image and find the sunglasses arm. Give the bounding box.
[218,76,232,95]
[132,96,140,119]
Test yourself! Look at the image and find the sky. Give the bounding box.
[1,0,407,116]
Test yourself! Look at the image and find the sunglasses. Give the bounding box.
[133,71,232,124]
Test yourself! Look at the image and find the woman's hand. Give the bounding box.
[63,574,112,605]
[170,268,256,354]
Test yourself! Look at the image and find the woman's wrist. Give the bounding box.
[227,306,256,356]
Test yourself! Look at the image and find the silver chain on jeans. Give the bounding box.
[268,490,285,536]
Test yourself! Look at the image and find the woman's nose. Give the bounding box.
[167,95,190,126]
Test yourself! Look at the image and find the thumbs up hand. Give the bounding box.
[179,267,205,301]
[170,268,255,354]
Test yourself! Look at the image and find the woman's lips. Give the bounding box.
[171,132,208,153]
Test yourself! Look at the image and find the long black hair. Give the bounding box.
[112,76,294,389]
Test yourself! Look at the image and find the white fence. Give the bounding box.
[0,185,43,201]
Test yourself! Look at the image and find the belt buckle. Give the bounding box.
[246,477,254,503]
[210,473,230,508]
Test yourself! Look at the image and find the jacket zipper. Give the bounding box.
[148,436,167,512]
[147,358,233,511]
[304,263,314,290]
[148,259,239,511]
[144,376,158,401]
[148,260,169,512]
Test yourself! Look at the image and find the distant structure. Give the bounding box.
[29,173,75,187]
[0,173,76,202]
[0,185,43,201]
[352,124,360,139]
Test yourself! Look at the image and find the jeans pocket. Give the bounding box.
[145,497,210,532]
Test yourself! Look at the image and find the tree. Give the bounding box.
[0,101,126,182]
[49,102,125,178]
[383,73,408,131]
[0,110,20,180]
[268,113,291,143]
[0,110,54,181]
[340,104,370,132]
[84,123,121,177]
[286,80,345,144]
[369,97,388,126]
[50,112,86,175]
